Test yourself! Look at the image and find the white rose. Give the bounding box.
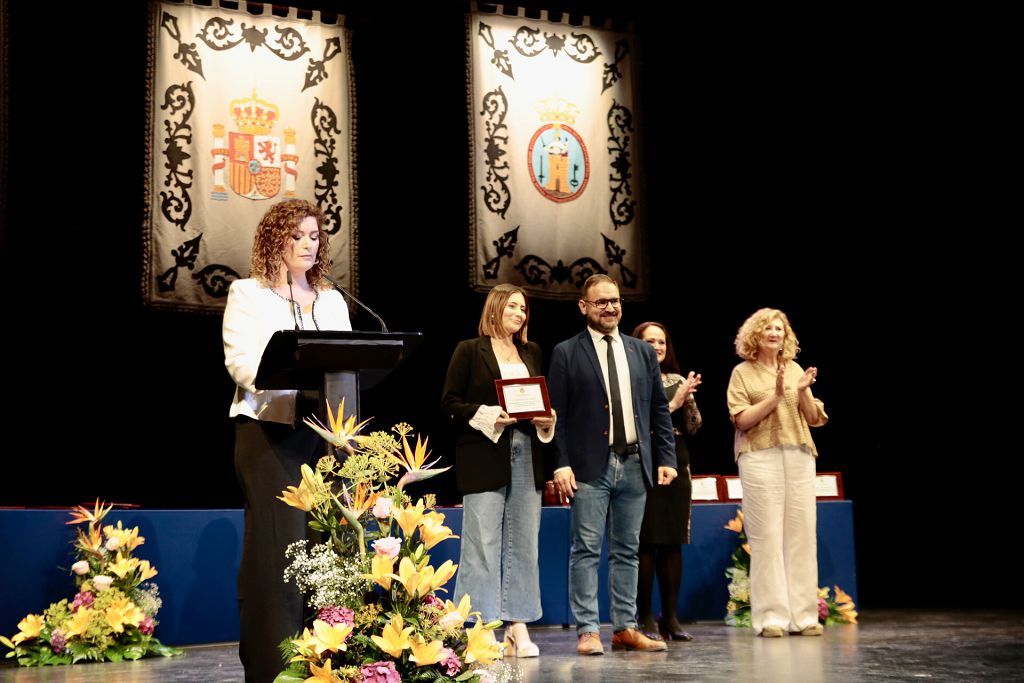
[93,575,114,592]
[71,560,90,576]
[105,537,121,551]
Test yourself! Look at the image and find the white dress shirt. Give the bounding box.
[587,326,639,447]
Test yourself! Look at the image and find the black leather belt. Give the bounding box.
[616,443,640,456]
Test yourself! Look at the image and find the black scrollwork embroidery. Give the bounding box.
[607,100,635,230]
[482,226,520,279]
[601,233,637,288]
[481,87,511,219]
[602,39,630,93]
[157,234,202,293]
[197,17,310,61]
[509,27,601,64]
[514,254,605,287]
[304,36,342,92]
[161,11,204,78]
[160,83,194,233]
[193,263,240,298]
[311,98,343,235]
[479,22,513,79]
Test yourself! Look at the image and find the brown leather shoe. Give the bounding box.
[611,627,668,651]
[577,632,604,655]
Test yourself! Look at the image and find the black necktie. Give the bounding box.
[604,335,628,455]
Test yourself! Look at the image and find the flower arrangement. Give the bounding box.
[1,500,182,666]
[273,400,509,683]
[723,510,858,627]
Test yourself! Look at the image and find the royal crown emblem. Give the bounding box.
[209,90,299,201]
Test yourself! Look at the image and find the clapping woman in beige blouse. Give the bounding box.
[726,308,828,638]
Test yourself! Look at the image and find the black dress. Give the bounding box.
[639,377,699,545]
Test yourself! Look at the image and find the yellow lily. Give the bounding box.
[289,627,319,663]
[103,520,144,551]
[418,511,459,550]
[364,554,395,590]
[395,557,458,598]
[10,614,44,645]
[464,621,501,665]
[138,559,159,581]
[303,397,372,449]
[439,594,474,630]
[724,511,744,533]
[742,543,751,556]
[66,499,112,526]
[306,656,342,682]
[370,613,414,658]
[394,500,426,539]
[108,553,140,579]
[105,596,144,634]
[65,607,94,638]
[409,635,447,666]
[278,478,318,512]
[393,434,450,490]
[818,587,831,599]
[834,585,855,605]
[312,619,353,655]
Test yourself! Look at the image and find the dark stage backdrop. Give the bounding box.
[0,2,1002,609]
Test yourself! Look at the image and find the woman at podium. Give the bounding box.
[222,199,351,681]
[726,308,828,639]
[441,284,555,657]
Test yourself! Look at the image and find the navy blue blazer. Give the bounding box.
[548,329,676,487]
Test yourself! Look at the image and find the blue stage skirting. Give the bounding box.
[0,503,856,645]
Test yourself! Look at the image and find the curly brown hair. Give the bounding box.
[249,199,331,287]
[734,308,800,362]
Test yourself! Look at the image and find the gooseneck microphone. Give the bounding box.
[324,276,389,333]
[286,271,300,330]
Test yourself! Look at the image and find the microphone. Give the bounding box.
[286,271,300,330]
[323,276,389,332]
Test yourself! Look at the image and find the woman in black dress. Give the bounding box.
[632,322,702,642]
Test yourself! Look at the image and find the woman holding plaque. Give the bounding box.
[631,322,702,643]
[441,284,555,657]
[223,199,352,681]
[726,308,828,638]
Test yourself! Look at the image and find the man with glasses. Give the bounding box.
[549,274,678,655]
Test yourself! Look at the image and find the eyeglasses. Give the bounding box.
[583,298,621,309]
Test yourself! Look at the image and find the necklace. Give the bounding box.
[271,287,321,330]
[493,340,519,363]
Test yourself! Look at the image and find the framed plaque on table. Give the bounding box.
[494,376,551,419]
[815,472,845,500]
[691,475,721,503]
[719,475,744,502]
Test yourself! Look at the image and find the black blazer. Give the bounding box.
[441,336,546,494]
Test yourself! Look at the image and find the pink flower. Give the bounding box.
[139,616,155,635]
[372,536,402,559]
[440,646,462,675]
[421,595,444,610]
[372,497,393,519]
[818,597,829,620]
[316,605,354,626]
[71,591,95,612]
[360,660,401,683]
[71,560,90,576]
[49,629,66,653]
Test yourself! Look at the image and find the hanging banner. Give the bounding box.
[468,7,647,300]
[143,1,357,311]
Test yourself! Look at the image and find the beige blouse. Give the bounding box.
[726,360,828,460]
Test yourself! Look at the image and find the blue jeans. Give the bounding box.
[569,450,647,634]
[454,430,542,622]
